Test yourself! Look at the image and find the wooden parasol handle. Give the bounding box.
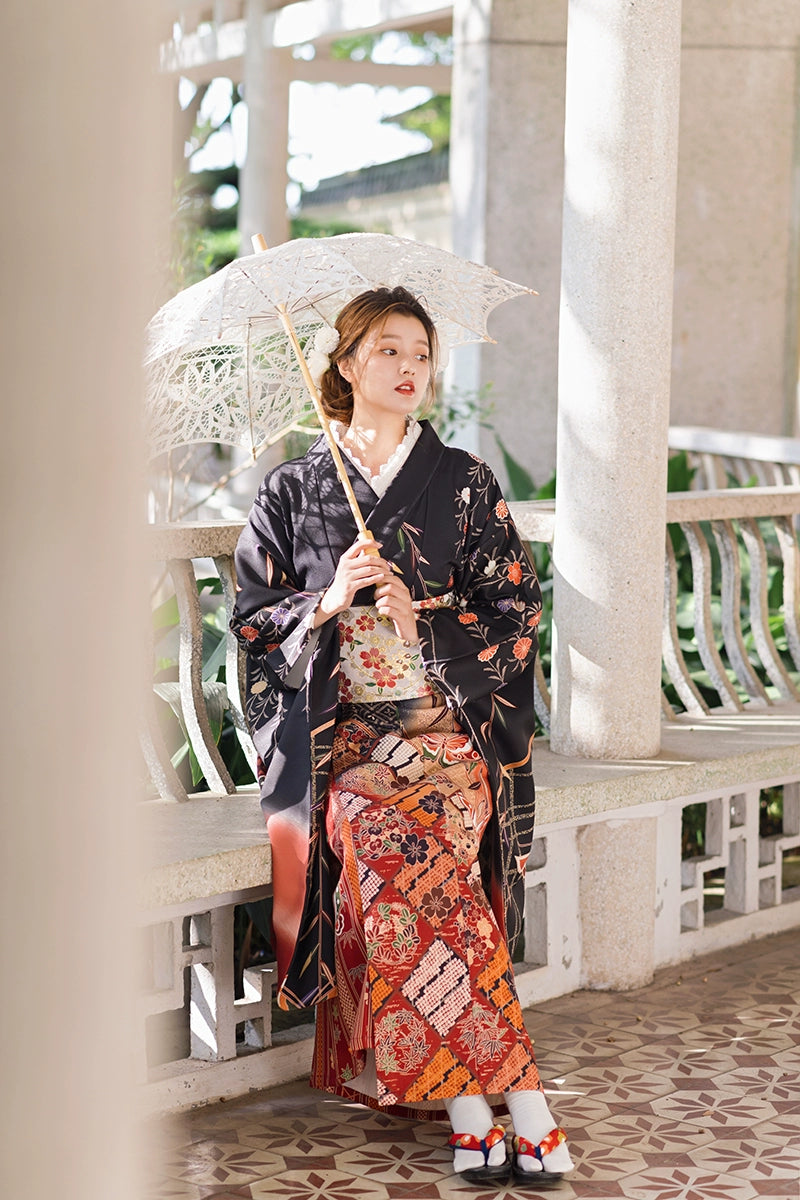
[250,233,374,546]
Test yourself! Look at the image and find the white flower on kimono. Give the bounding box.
[460,487,471,503]
[484,558,498,577]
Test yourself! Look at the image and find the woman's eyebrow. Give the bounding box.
[378,333,430,348]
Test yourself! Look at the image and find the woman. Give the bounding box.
[231,286,573,1187]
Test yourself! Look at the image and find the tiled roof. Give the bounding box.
[301,148,449,207]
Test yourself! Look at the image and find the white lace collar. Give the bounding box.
[330,418,422,498]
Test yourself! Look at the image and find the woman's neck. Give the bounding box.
[341,413,410,476]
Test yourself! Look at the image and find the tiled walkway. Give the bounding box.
[148,929,799,1200]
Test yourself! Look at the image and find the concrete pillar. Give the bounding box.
[673,3,800,439]
[1,1,163,1198]
[238,0,291,252]
[449,0,566,479]
[578,819,658,990]
[550,0,683,759]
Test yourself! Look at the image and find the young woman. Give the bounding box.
[231,286,574,1187]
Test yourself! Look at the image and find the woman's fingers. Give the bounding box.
[374,578,412,615]
[347,536,382,559]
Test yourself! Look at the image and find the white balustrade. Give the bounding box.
[669,425,800,489]
[139,485,800,1112]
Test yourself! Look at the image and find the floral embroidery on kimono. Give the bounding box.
[231,422,542,1016]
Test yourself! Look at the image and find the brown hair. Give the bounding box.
[319,286,439,423]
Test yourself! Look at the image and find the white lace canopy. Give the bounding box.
[144,233,534,460]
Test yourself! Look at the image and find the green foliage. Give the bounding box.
[429,382,495,444]
[170,78,242,291]
[290,215,365,240]
[170,181,239,288]
[200,228,240,274]
[330,30,452,64]
[330,33,382,60]
[495,435,537,503]
[662,451,798,712]
[382,95,451,152]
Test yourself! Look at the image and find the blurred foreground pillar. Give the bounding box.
[1,2,166,1197]
[550,0,683,759]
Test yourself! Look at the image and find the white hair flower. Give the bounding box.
[306,324,340,387]
[314,325,340,355]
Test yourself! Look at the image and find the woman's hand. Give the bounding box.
[315,537,390,624]
[314,536,418,645]
[373,574,418,646]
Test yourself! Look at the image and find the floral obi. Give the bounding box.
[336,606,435,703]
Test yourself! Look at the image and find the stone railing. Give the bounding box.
[669,424,800,488]
[513,487,800,724]
[138,489,800,1114]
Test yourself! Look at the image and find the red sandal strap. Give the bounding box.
[448,1124,507,1156]
[513,1128,567,1161]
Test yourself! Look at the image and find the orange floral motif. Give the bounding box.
[527,612,541,627]
[513,637,532,660]
[507,561,522,585]
[240,625,259,641]
[478,645,498,662]
[458,612,478,624]
[495,499,509,520]
[420,731,481,764]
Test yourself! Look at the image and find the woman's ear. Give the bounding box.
[337,355,354,384]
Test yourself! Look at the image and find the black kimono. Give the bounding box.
[231,421,542,1027]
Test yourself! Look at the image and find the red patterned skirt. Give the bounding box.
[311,695,541,1115]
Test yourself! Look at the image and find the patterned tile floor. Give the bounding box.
[146,929,800,1200]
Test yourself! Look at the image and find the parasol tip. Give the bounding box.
[251,233,268,253]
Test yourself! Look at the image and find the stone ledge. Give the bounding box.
[139,791,267,910]
[534,702,800,824]
[138,704,800,912]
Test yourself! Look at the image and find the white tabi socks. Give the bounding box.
[445,1095,506,1172]
[504,1089,575,1174]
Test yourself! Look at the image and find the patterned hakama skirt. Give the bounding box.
[311,695,541,1114]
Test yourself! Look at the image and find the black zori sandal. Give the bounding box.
[448,1123,510,1184]
[511,1128,569,1187]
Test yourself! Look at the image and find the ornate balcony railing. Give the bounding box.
[138,486,800,1114]
[513,487,800,727]
[669,424,800,489]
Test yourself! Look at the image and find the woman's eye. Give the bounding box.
[380,348,396,356]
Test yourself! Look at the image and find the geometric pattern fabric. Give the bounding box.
[314,702,541,1109]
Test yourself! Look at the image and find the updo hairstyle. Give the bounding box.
[318,286,439,424]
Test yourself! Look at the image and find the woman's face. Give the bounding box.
[340,312,431,424]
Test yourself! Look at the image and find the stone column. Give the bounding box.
[238,0,291,252]
[673,3,800,439]
[578,819,658,989]
[550,0,683,759]
[449,0,567,478]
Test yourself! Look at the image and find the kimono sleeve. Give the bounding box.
[231,473,326,686]
[416,461,542,704]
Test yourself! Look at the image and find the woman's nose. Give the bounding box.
[400,359,415,374]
